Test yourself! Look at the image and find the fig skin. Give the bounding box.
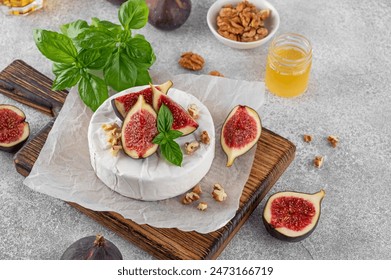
[262,190,325,242]
[0,104,30,153]
[146,0,192,31]
[60,234,123,260]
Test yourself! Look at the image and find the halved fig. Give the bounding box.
[112,80,173,120]
[151,83,198,136]
[121,95,159,159]
[263,189,326,242]
[221,105,262,167]
[0,104,30,153]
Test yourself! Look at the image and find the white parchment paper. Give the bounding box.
[24,74,264,233]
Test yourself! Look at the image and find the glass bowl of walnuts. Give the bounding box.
[207,0,280,49]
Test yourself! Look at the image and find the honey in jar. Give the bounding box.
[1,0,45,15]
[265,33,312,98]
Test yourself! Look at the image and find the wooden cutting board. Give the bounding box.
[0,60,296,260]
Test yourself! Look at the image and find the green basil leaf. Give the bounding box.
[126,37,156,68]
[152,132,165,145]
[160,140,183,167]
[77,49,102,68]
[157,104,173,133]
[52,62,73,76]
[60,20,89,39]
[78,72,109,111]
[76,28,117,50]
[119,0,149,30]
[33,29,77,64]
[134,68,152,86]
[52,65,81,91]
[104,51,137,91]
[91,17,123,34]
[166,130,183,140]
[88,49,114,70]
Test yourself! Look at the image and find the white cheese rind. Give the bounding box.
[88,86,215,201]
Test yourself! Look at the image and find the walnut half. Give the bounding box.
[182,192,200,205]
[179,52,205,71]
[327,135,339,148]
[212,183,227,202]
[102,123,122,156]
[314,156,324,168]
[197,202,208,211]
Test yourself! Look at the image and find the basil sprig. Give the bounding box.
[33,0,155,111]
[153,105,183,166]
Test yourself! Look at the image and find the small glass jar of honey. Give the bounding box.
[265,33,312,98]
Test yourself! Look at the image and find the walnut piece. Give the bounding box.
[209,70,224,77]
[197,202,208,211]
[216,0,270,43]
[212,183,227,202]
[314,156,324,168]
[102,123,122,156]
[192,184,202,195]
[187,104,199,119]
[200,131,210,145]
[327,135,339,148]
[303,134,312,143]
[179,52,205,71]
[185,141,200,155]
[182,192,200,205]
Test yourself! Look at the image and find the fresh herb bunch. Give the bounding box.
[153,105,183,166]
[33,0,155,111]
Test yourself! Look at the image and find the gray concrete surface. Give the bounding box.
[1,0,390,259]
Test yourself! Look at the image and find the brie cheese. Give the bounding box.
[88,86,215,201]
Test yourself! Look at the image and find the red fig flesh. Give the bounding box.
[151,83,198,136]
[263,189,326,242]
[121,95,158,158]
[0,104,30,153]
[61,234,123,260]
[112,80,173,120]
[221,105,261,167]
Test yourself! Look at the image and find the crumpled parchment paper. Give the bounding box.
[24,73,264,233]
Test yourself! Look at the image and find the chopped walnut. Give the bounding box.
[187,104,199,119]
[314,156,324,168]
[216,0,270,42]
[212,183,227,202]
[110,145,123,157]
[327,135,339,148]
[192,184,202,195]
[185,141,200,155]
[197,202,208,211]
[182,192,200,205]
[102,123,122,156]
[303,134,312,143]
[179,52,205,71]
[200,131,210,145]
[209,70,224,77]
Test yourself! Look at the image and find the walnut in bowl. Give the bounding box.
[207,0,280,49]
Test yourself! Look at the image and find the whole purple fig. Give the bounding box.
[146,0,192,30]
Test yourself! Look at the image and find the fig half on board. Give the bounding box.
[0,104,30,153]
[221,105,262,167]
[263,189,326,242]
